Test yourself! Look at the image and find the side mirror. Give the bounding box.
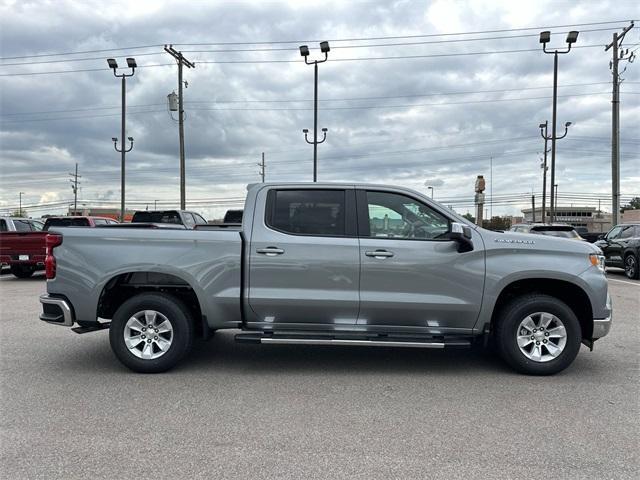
[598,234,605,240]
[450,222,473,252]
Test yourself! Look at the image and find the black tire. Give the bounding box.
[624,253,639,280]
[109,293,194,373]
[11,265,35,278]
[495,294,582,375]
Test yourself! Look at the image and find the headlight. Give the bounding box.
[589,253,606,272]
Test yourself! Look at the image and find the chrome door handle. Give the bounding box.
[256,247,285,256]
[365,250,394,258]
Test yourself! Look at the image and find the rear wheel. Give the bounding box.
[11,265,35,278]
[109,293,194,373]
[495,294,582,375]
[624,253,639,280]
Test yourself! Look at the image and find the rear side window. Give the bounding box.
[0,220,7,231]
[13,220,34,232]
[183,213,196,229]
[268,189,346,236]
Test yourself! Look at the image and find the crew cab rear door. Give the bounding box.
[355,188,484,333]
[247,187,359,328]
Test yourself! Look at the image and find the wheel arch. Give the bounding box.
[97,271,207,337]
[489,278,593,340]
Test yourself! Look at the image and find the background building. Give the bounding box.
[521,206,612,232]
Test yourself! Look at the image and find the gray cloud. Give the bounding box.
[1,0,638,219]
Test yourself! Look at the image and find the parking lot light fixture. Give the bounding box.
[107,57,136,221]
[299,42,330,182]
[540,30,578,223]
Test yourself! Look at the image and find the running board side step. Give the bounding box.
[235,333,471,349]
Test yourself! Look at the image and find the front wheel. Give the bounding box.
[109,293,194,373]
[495,294,582,375]
[624,253,639,280]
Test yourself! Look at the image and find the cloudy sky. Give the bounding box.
[1,0,638,219]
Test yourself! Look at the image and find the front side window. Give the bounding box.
[193,213,208,225]
[365,191,449,240]
[269,189,346,236]
[607,226,623,240]
[619,226,634,239]
[93,219,107,225]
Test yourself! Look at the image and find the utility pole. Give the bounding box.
[69,163,81,216]
[258,152,265,182]
[605,21,635,226]
[18,191,24,216]
[165,45,195,209]
[554,184,559,220]
[489,156,493,220]
[531,194,536,223]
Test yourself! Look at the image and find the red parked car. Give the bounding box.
[0,216,117,278]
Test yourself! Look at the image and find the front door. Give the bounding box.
[356,189,485,333]
[247,187,360,329]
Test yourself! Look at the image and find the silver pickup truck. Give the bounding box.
[39,183,612,375]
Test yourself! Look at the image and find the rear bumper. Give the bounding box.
[39,294,74,327]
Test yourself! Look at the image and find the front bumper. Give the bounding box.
[39,294,74,327]
[592,293,612,340]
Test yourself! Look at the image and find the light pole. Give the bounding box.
[554,183,559,220]
[427,186,434,199]
[540,30,578,223]
[299,41,330,182]
[107,57,136,221]
[18,191,24,216]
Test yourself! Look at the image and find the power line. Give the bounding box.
[0,44,607,77]
[0,82,615,117]
[1,20,630,61]
[4,27,622,67]
[0,91,619,123]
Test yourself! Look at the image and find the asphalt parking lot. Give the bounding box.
[0,271,638,479]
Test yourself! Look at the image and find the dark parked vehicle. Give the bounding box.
[223,209,243,224]
[131,210,207,229]
[595,223,640,279]
[509,223,585,241]
[574,227,603,243]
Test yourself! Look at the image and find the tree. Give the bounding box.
[10,209,27,217]
[462,212,475,223]
[620,197,640,212]
[482,216,512,231]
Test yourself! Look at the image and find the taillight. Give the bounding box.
[45,234,63,279]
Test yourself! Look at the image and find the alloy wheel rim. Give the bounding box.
[625,256,636,278]
[516,312,567,363]
[124,310,173,360]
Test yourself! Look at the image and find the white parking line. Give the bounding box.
[607,278,640,287]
